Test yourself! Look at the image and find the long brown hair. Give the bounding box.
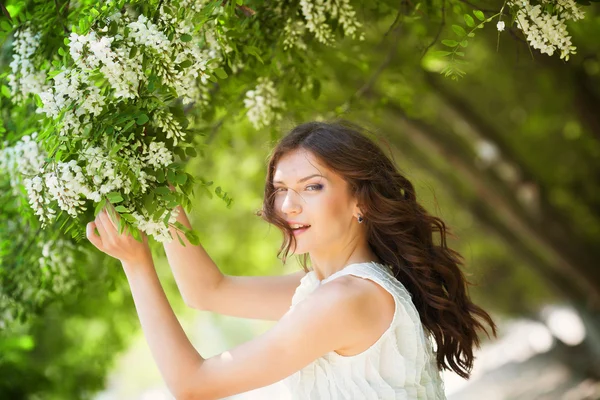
[258,120,497,379]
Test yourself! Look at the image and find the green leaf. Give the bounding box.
[1,85,10,98]
[175,173,188,185]
[184,230,200,246]
[176,232,185,246]
[154,186,171,196]
[473,10,485,21]
[114,205,128,213]
[185,147,197,157]
[0,21,12,32]
[109,20,118,35]
[456,51,465,57]
[94,198,107,216]
[464,14,475,27]
[442,40,459,47]
[107,192,124,203]
[167,169,176,183]
[129,46,138,58]
[432,51,452,57]
[181,34,193,42]
[179,60,192,68]
[467,32,475,38]
[136,114,149,125]
[214,68,228,79]
[452,25,466,37]
[460,40,468,48]
[156,169,165,183]
[245,46,264,64]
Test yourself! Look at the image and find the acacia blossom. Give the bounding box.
[244,77,286,130]
[511,0,584,60]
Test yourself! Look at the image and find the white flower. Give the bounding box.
[131,208,180,243]
[511,0,583,61]
[153,111,186,145]
[127,14,171,54]
[7,27,48,102]
[295,0,364,46]
[497,20,506,32]
[243,77,285,130]
[143,141,173,169]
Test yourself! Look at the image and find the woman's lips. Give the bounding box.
[292,226,310,236]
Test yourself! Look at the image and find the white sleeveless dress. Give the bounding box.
[281,262,447,400]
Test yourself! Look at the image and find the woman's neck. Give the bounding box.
[308,245,381,281]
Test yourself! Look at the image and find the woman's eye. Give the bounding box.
[275,187,287,193]
[306,184,323,191]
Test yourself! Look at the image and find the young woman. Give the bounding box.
[87,120,497,399]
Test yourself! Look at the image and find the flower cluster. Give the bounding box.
[2,6,229,242]
[511,0,585,60]
[0,132,46,196]
[7,27,48,102]
[296,0,364,46]
[69,29,143,100]
[0,235,79,330]
[153,110,187,146]
[38,69,106,119]
[283,18,308,51]
[244,77,286,130]
[131,207,180,243]
[37,238,78,297]
[143,141,174,169]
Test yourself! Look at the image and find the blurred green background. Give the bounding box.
[2,1,600,399]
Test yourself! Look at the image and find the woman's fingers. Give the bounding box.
[103,204,121,230]
[86,221,104,250]
[95,212,111,240]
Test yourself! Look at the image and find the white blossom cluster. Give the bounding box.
[511,0,585,60]
[37,238,77,297]
[283,18,308,51]
[0,132,46,196]
[295,0,364,46]
[7,27,48,102]
[131,207,180,243]
[0,235,78,330]
[143,141,174,169]
[244,77,286,130]
[153,110,187,145]
[3,8,225,241]
[81,146,131,198]
[37,69,105,119]
[69,30,144,99]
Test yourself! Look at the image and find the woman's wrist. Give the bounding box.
[121,252,155,275]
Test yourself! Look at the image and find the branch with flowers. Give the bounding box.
[0,0,367,327]
[434,0,595,80]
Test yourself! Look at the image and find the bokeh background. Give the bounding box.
[2,1,600,399]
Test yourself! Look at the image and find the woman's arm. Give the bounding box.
[122,256,204,396]
[163,206,305,321]
[87,207,375,400]
[163,205,225,308]
[123,256,370,400]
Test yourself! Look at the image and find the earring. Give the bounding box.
[357,214,364,224]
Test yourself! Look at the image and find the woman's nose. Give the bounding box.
[281,189,302,215]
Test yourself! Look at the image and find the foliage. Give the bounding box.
[1,0,598,397]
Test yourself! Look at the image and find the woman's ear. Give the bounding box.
[353,204,363,218]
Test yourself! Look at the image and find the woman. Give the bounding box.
[87,120,497,399]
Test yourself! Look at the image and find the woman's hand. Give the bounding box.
[86,204,151,265]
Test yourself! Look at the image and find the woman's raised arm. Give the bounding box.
[164,206,306,321]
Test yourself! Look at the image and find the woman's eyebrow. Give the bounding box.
[274,174,327,185]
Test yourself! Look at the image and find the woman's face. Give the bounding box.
[273,149,359,255]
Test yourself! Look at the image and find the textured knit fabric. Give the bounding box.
[281,262,447,400]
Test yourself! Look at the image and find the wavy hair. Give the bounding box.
[257,120,497,379]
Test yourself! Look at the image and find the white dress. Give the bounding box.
[281,262,447,400]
